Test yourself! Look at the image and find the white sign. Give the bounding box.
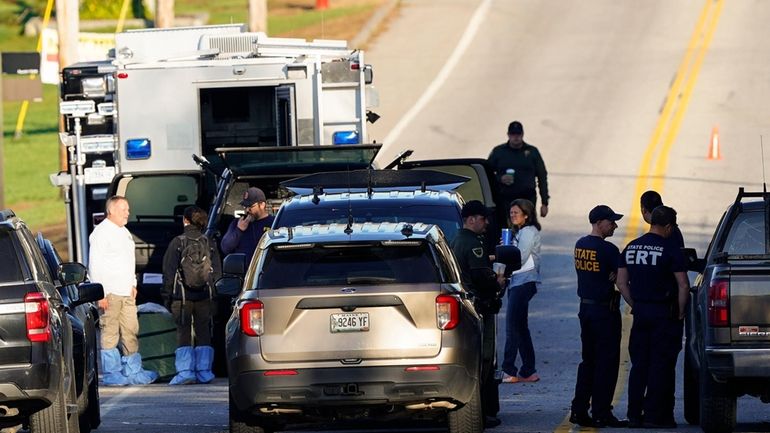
[40,29,115,85]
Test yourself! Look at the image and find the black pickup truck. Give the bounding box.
[0,210,102,432]
[684,188,770,433]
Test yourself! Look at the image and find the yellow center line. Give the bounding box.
[554,1,723,432]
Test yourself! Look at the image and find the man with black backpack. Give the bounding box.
[162,206,222,385]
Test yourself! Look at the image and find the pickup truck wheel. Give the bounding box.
[447,379,483,433]
[683,349,700,425]
[29,361,67,433]
[699,366,736,433]
[229,394,272,433]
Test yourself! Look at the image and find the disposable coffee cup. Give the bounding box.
[493,262,506,277]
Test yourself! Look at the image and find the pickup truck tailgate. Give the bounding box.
[729,266,770,342]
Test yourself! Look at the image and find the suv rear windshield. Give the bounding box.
[0,231,23,283]
[722,209,766,255]
[275,204,462,242]
[258,241,441,289]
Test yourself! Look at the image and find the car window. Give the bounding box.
[722,210,765,255]
[275,204,462,242]
[122,175,199,222]
[0,231,23,283]
[258,242,441,289]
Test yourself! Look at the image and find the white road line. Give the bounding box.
[380,0,492,154]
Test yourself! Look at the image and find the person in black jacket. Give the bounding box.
[162,206,222,385]
[487,121,550,231]
[451,200,505,429]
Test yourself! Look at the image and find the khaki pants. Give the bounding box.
[100,294,139,355]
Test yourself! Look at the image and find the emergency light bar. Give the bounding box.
[60,100,95,117]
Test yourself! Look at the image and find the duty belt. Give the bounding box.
[580,298,609,306]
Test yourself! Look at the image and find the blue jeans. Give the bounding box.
[502,281,537,378]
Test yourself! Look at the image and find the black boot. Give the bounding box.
[569,411,597,427]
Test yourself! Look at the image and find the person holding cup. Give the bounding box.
[501,199,541,384]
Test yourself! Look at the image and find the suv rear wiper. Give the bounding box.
[346,276,397,284]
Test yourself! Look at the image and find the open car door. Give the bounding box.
[396,158,501,248]
[108,171,215,304]
[396,158,497,209]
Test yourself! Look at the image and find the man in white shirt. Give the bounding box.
[89,196,157,386]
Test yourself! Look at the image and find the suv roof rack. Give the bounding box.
[0,210,16,222]
[281,169,469,195]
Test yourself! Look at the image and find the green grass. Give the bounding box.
[2,84,63,231]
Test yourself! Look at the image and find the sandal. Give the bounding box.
[501,373,519,383]
[518,373,540,383]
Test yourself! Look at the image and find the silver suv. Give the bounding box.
[222,222,484,433]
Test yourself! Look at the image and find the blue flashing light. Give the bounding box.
[332,131,359,145]
[125,138,151,160]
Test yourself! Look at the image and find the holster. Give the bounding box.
[609,291,621,312]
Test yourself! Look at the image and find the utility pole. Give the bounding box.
[56,0,79,174]
[248,0,267,33]
[56,0,79,70]
[156,0,175,28]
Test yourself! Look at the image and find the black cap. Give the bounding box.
[239,187,267,207]
[461,200,490,218]
[589,205,623,224]
[507,121,524,135]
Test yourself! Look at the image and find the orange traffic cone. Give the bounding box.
[707,126,722,160]
[316,0,329,9]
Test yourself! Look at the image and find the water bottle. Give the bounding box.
[505,168,515,184]
[501,228,512,245]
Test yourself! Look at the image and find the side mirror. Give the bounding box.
[59,262,87,285]
[682,248,706,273]
[72,282,105,307]
[495,245,522,277]
[215,276,242,298]
[223,253,247,276]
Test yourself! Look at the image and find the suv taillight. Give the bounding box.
[708,279,729,327]
[239,300,264,336]
[24,292,51,342]
[436,295,460,330]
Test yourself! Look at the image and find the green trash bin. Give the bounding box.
[138,311,177,382]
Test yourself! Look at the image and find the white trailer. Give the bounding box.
[53,24,379,264]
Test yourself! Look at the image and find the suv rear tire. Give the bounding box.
[29,361,68,433]
[683,348,700,425]
[447,379,483,433]
[699,364,736,433]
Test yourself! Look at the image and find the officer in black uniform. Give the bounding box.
[569,205,628,428]
[617,206,689,428]
[640,190,685,248]
[451,200,504,429]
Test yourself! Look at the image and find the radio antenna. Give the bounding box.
[762,135,767,194]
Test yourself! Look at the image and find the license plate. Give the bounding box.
[330,312,369,333]
[84,166,116,185]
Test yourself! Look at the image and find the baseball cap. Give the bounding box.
[507,121,524,135]
[461,200,490,218]
[589,205,623,224]
[240,187,267,207]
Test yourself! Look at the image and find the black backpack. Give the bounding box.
[177,235,213,291]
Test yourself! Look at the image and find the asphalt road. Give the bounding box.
[90,1,770,432]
